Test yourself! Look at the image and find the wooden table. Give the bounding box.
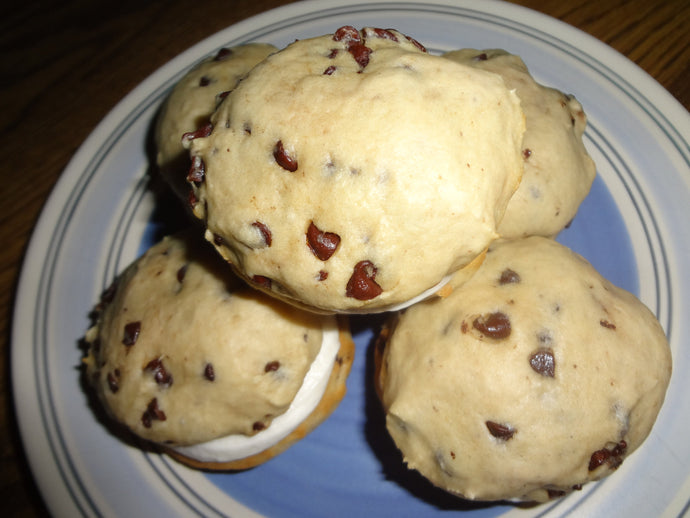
[1,0,687,515]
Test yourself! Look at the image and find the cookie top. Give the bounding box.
[377,236,671,502]
[84,230,338,447]
[186,27,525,313]
[155,43,276,200]
[444,49,596,238]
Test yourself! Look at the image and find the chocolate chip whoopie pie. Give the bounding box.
[184,26,525,313]
[83,229,354,470]
[444,49,596,239]
[375,236,671,502]
[155,42,276,202]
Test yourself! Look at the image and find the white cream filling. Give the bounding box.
[171,318,341,463]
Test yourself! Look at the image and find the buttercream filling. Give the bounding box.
[171,318,340,463]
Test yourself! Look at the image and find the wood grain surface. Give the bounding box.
[1,0,687,515]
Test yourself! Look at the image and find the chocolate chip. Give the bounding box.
[318,270,328,281]
[499,268,521,285]
[365,27,399,42]
[474,52,488,61]
[122,322,141,346]
[547,489,566,499]
[212,233,225,246]
[252,221,272,247]
[90,337,101,353]
[333,26,361,44]
[252,275,272,290]
[199,76,211,87]
[600,319,616,330]
[588,448,610,471]
[176,265,188,283]
[530,348,555,377]
[273,140,298,172]
[214,48,233,61]
[306,222,340,260]
[403,34,427,53]
[348,43,372,68]
[323,65,336,75]
[252,421,266,431]
[485,421,515,440]
[588,440,627,471]
[264,361,280,372]
[92,279,119,317]
[100,279,118,305]
[141,398,166,428]
[612,440,627,456]
[181,122,213,146]
[203,363,215,381]
[472,312,511,339]
[187,189,197,209]
[346,260,383,300]
[187,155,206,184]
[332,26,371,69]
[107,370,120,393]
[523,148,532,159]
[144,358,173,387]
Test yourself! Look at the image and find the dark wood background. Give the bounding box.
[1,0,687,515]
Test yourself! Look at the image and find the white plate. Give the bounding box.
[12,0,690,516]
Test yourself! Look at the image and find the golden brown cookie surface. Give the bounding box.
[84,230,341,449]
[187,27,525,313]
[378,236,671,502]
[155,43,276,201]
[444,49,596,239]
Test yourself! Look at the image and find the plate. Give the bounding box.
[11,0,690,516]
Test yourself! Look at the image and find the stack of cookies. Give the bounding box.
[82,26,671,504]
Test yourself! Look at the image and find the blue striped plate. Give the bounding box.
[12,1,690,516]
